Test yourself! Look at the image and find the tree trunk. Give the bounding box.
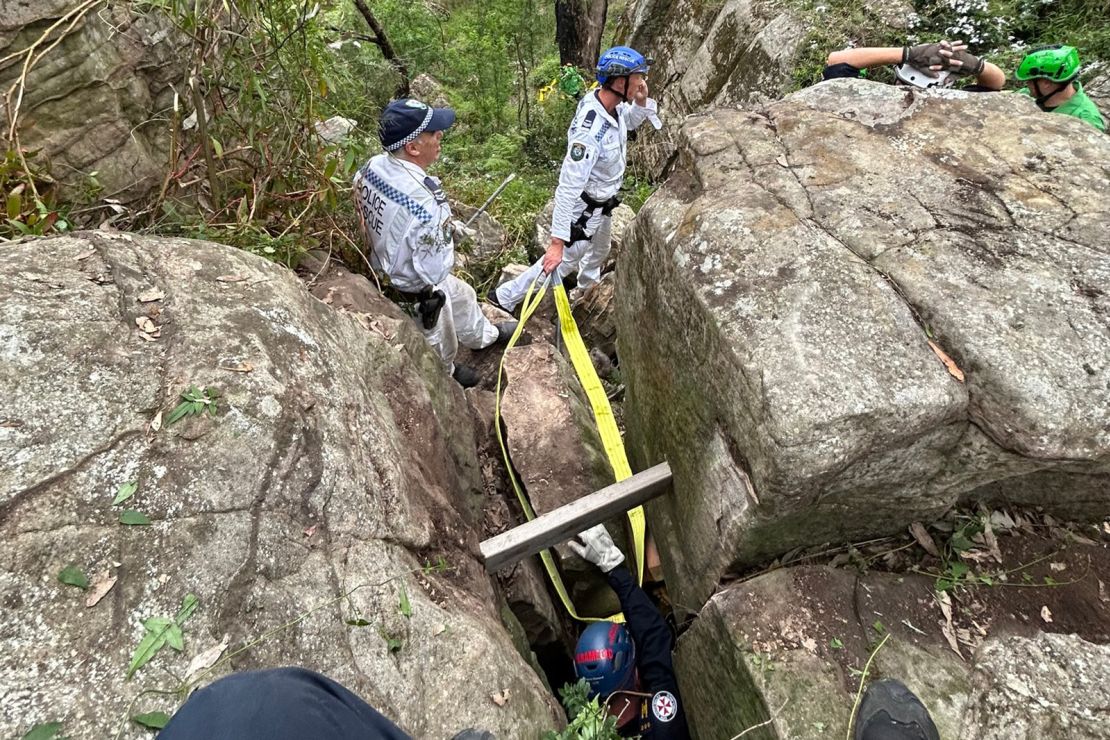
[351,0,410,97]
[555,0,608,71]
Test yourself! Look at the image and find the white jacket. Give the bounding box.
[353,153,454,293]
[550,91,660,242]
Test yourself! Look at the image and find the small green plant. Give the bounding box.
[542,679,622,740]
[398,581,412,619]
[379,626,404,654]
[422,556,451,574]
[166,386,219,426]
[127,593,199,679]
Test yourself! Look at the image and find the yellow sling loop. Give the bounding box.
[494,275,647,622]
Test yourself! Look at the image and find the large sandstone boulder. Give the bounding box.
[615,0,912,175]
[617,80,1110,611]
[0,232,561,738]
[676,558,1110,739]
[0,4,189,204]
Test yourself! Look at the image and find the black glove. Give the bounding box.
[416,289,446,330]
[903,43,945,76]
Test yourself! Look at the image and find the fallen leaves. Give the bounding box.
[927,339,965,382]
[184,635,230,681]
[150,411,163,433]
[137,288,165,303]
[131,712,171,730]
[303,524,318,538]
[490,688,510,706]
[937,591,963,659]
[57,565,89,590]
[75,249,96,261]
[910,522,941,558]
[112,481,137,506]
[119,510,152,526]
[1041,606,1053,623]
[216,274,247,283]
[85,571,117,607]
[218,362,254,373]
[134,315,161,341]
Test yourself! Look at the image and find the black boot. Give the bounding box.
[451,365,480,389]
[495,320,519,344]
[854,679,940,740]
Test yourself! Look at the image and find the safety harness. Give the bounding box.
[570,191,622,244]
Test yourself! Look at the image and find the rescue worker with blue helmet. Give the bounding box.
[490,46,662,313]
[569,524,691,738]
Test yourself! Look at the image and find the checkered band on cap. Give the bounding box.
[384,106,434,151]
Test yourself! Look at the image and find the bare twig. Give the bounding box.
[845,633,891,740]
[730,697,788,739]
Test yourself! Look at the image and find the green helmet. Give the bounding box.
[1015,44,1081,83]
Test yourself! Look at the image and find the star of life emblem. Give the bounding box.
[651,690,677,722]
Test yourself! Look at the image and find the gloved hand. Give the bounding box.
[944,44,985,77]
[568,524,625,573]
[902,43,946,76]
[451,219,478,244]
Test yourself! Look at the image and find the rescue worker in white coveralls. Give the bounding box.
[354,98,517,388]
[489,46,662,313]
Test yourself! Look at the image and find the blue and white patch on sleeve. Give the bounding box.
[651,691,678,722]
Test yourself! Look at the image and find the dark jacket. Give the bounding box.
[608,566,691,739]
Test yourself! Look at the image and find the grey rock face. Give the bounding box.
[617,80,1110,610]
[676,566,1110,740]
[615,0,914,175]
[0,5,190,204]
[0,232,560,738]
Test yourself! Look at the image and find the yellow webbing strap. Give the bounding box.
[552,284,646,587]
[493,276,646,623]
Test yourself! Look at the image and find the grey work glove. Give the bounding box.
[568,524,625,573]
[902,43,945,76]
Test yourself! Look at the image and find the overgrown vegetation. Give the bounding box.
[543,679,623,740]
[789,0,1110,89]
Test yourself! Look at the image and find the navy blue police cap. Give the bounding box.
[379,98,455,152]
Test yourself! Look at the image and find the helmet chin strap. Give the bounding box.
[1033,79,1069,109]
[604,77,631,103]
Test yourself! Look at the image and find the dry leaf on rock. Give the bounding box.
[76,248,97,261]
[927,340,965,382]
[1099,580,1109,603]
[135,316,156,333]
[185,636,230,681]
[137,288,165,303]
[150,411,163,433]
[937,591,963,659]
[490,689,510,707]
[216,275,247,283]
[1050,562,1066,572]
[910,522,941,558]
[219,362,253,373]
[303,524,318,537]
[85,571,117,607]
[1041,606,1053,623]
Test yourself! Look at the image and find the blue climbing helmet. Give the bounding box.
[596,46,651,85]
[574,621,636,697]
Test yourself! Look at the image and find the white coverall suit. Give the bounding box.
[353,153,498,370]
[493,90,661,311]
